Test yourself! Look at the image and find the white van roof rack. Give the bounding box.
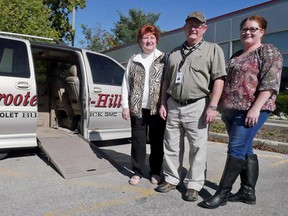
[0,31,64,45]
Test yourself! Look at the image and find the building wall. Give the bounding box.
[209,0,288,61]
[104,0,288,91]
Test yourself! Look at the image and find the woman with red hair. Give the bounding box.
[121,24,166,185]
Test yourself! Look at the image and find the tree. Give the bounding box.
[0,0,58,39]
[79,24,120,52]
[0,0,86,44]
[112,9,161,45]
[43,0,86,44]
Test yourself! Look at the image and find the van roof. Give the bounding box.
[0,31,81,51]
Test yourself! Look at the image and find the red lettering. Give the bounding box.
[14,94,23,106]
[0,93,5,100]
[5,94,13,106]
[111,94,120,108]
[94,94,122,108]
[96,94,109,107]
[113,94,118,108]
[30,95,37,106]
[23,92,30,106]
[0,92,37,107]
[108,94,114,108]
[117,95,122,108]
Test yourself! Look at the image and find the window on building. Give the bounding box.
[218,42,230,62]
[280,54,288,93]
[232,40,242,55]
[264,31,288,53]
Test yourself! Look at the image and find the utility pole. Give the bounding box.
[72,7,75,47]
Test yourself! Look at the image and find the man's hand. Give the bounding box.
[159,104,167,120]
[205,106,217,124]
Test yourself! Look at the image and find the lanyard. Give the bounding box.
[178,39,203,72]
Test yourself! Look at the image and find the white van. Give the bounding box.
[0,32,130,160]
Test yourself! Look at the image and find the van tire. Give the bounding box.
[0,151,9,160]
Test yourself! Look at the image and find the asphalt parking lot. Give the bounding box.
[0,140,287,216]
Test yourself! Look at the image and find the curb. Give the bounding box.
[209,132,288,154]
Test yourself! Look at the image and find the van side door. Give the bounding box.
[83,51,130,141]
[0,36,38,149]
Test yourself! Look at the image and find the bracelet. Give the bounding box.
[208,105,217,111]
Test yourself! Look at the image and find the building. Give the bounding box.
[104,0,288,92]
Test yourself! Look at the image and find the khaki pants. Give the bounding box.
[162,97,208,191]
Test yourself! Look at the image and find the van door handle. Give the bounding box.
[15,82,31,89]
[93,87,102,93]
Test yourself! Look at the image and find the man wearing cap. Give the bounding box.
[155,12,226,202]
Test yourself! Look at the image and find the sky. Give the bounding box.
[73,0,271,47]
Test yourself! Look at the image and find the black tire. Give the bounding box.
[0,151,9,160]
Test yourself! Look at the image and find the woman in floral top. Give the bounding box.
[203,15,283,209]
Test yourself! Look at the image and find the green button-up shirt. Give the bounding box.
[165,41,226,100]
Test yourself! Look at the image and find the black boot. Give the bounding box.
[202,155,245,209]
[228,154,259,205]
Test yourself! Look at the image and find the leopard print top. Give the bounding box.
[128,52,166,118]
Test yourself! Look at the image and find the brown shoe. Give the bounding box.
[155,181,176,193]
[183,189,198,202]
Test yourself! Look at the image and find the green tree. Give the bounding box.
[0,0,86,43]
[79,24,120,52]
[112,9,161,45]
[43,0,86,44]
[0,0,58,39]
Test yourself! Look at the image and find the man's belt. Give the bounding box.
[173,97,205,106]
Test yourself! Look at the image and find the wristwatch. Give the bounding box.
[208,105,217,111]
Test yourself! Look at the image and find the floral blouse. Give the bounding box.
[220,44,283,112]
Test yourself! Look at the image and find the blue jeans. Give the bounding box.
[221,110,270,160]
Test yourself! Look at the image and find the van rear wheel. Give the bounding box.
[0,151,9,160]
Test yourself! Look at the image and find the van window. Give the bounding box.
[0,39,30,78]
[86,53,124,85]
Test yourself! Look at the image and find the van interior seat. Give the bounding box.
[50,68,73,117]
[65,65,81,115]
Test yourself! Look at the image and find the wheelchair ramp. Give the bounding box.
[38,128,117,179]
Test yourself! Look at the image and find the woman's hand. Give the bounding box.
[245,90,272,127]
[122,108,130,120]
[245,108,260,127]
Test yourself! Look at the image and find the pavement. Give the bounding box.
[0,137,287,216]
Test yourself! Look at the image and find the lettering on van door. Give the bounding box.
[0,92,37,106]
[90,112,118,117]
[90,93,121,108]
[0,112,37,118]
[0,92,37,119]
[89,93,121,118]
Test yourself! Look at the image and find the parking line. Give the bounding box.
[44,186,155,216]
[271,159,288,167]
[0,168,26,177]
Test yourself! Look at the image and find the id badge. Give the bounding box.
[175,71,183,84]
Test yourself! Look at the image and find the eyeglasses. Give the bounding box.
[240,27,262,33]
[185,23,206,30]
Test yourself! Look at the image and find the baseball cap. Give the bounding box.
[185,12,206,23]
